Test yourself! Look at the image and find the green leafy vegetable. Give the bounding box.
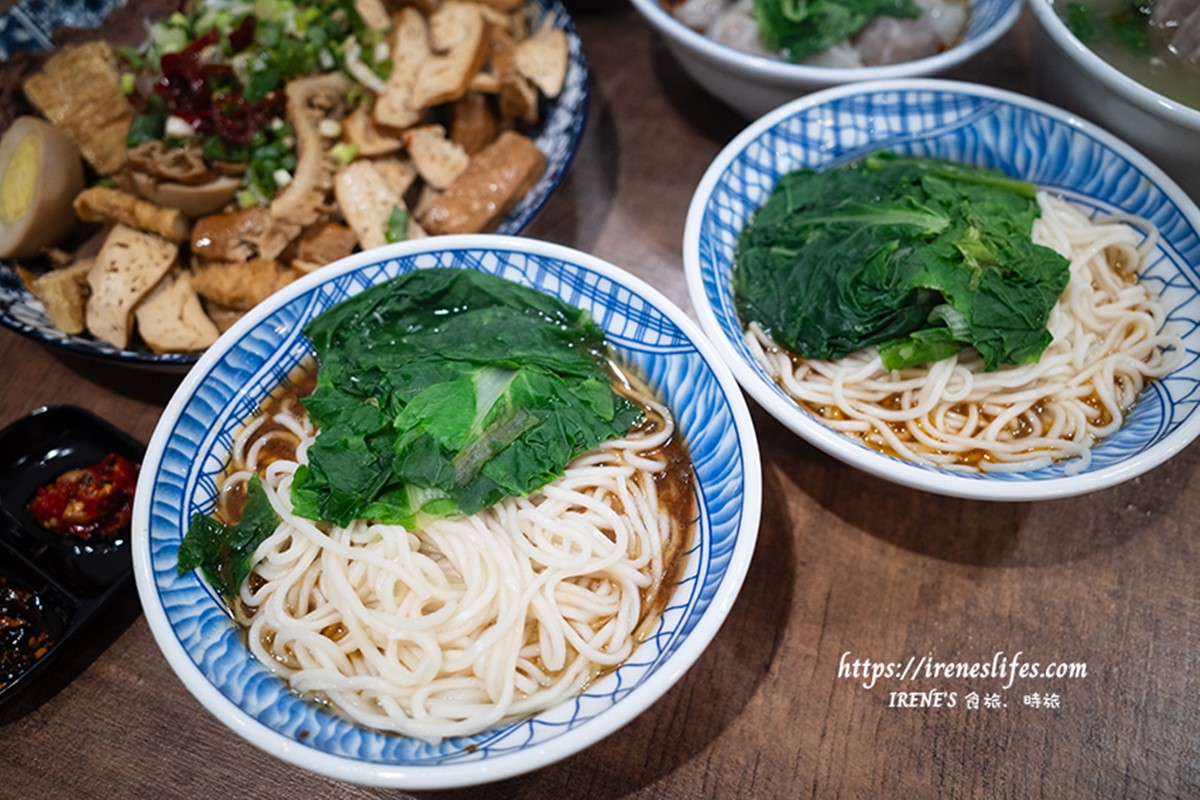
[291,268,643,529]
[753,0,921,62]
[126,94,167,148]
[734,151,1071,372]
[203,135,249,163]
[1066,1,1153,55]
[178,474,280,597]
[243,67,282,105]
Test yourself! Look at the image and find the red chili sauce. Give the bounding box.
[28,453,138,539]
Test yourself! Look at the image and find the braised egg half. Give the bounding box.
[0,116,84,259]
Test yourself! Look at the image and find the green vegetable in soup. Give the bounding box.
[1055,0,1200,110]
[1065,0,1154,55]
[178,474,280,596]
[734,151,1071,372]
[753,0,922,62]
[290,268,643,528]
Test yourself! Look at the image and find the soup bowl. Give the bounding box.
[1028,0,1200,201]
[684,79,1200,502]
[132,234,761,787]
[628,0,1021,118]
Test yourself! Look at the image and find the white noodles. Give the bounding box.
[745,191,1183,473]
[222,387,689,742]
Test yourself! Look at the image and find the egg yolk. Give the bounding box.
[1,133,40,224]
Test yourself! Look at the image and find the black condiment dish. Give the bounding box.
[0,405,143,707]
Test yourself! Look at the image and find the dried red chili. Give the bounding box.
[227,14,257,53]
[153,16,281,145]
[28,453,138,540]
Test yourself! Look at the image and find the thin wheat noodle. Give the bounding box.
[746,192,1183,473]
[223,383,688,742]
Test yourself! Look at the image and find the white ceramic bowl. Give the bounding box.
[684,79,1200,502]
[0,0,588,371]
[1028,0,1200,202]
[628,0,1021,118]
[132,234,761,788]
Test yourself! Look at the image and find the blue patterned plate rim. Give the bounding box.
[132,233,762,788]
[684,78,1200,501]
[0,0,588,372]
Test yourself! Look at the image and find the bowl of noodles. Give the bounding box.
[628,0,1021,119]
[131,234,761,787]
[684,79,1200,501]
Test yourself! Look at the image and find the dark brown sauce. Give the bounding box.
[216,365,315,525]
[320,622,348,641]
[624,399,696,633]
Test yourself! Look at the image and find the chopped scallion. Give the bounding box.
[384,206,410,244]
[330,141,359,164]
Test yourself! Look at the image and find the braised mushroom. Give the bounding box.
[130,172,241,217]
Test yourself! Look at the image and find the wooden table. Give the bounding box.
[3,8,1198,798]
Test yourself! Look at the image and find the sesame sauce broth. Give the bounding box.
[785,345,1125,468]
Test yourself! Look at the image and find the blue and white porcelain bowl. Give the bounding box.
[684,79,1200,502]
[628,0,1021,119]
[0,0,588,371]
[132,234,761,788]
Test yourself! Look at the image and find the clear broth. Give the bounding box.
[1055,0,1200,110]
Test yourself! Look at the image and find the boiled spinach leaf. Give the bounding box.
[754,0,921,62]
[178,474,280,597]
[734,151,1071,371]
[1066,1,1153,55]
[291,268,643,528]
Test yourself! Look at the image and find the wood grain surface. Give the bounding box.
[2,8,1198,799]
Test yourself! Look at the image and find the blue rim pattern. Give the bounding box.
[692,85,1200,486]
[0,0,589,369]
[0,0,120,57]
[143,246,750,766]
[961,0,1015,38]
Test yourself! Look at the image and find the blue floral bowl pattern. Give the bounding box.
[684,80,1200,501]
[0,0,122,57]
[0,0,588,370]
[132,235,761,788]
